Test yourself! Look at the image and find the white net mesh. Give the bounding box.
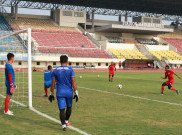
[0,30,29,108]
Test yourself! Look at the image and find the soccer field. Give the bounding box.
[1,71,182,135]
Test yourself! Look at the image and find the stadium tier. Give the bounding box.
[8,17,112,58]
[0,16,27,53]
[163,38,182,55]
[38,47,112,58]
[150,50,182,60]
[32,31,112,58]
[0,15,12,31]
[159,29,182,39]
[109,48,147,59]
[0,31,27,53]
[32,32,96,48]
[10,17,79,33]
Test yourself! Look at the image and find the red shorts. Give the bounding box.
[165,80,174,86]
[109,71,114,75]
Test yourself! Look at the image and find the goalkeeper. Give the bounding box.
[44,65,53,97]
[50,55,78,131]
[4,53,16,116]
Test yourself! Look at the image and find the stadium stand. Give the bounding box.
[0,31,27,53]
[0,15,12,31]
[11,17,112,58]
[32,32,96,48]
[109,48,147,59]
[10,17,79,33]
[159,29,182,39]
[0,16,26,53]
[150,50,182,60]
[163,38,182,55]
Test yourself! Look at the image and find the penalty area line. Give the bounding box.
[0,94,90,135]
[30,107,90,135]
[78,86,182,107]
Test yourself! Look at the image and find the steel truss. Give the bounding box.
[0,0,182,22]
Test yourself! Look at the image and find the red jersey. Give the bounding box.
[119,62,122,66]
[109,65,115,72]
[165,70,174,81]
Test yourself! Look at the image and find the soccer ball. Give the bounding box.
[117,84,122,89]
[97,75,100,78]
[79,76,82,78]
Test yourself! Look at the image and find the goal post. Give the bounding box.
[0,28,32,108]
[27,28,32,108]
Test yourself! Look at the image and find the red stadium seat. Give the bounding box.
[33,30,112,58]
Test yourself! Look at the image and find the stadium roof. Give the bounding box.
[21,0,182,16]
[1,0,182,21]
[94,24,174,34]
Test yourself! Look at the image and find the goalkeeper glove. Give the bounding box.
[48,92,55,103]
[73,90,79,102]
[10,84,14,94]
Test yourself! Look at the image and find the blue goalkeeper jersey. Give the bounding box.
[44,70,53,82]
[5,62,15,86]
[52,65,75,97]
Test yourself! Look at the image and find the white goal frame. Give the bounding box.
[0,28,32,108]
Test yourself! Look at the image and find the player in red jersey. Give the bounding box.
[108,62,116,82]
[161,65,181,95]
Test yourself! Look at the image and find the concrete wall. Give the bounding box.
[0,57,121,69]
[146,45,169,51]
[53,9,86,27]
[54,9,60,24]
[94,32,122,41]
[106,43,136,50]
[134,34,153,39]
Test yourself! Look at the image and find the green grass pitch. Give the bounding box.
[1,71,182,135]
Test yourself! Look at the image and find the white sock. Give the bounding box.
[62,124,66,128]
[65,120,68,124]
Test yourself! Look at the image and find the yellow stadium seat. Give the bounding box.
[149,50,182,60]
[109,48,147,59]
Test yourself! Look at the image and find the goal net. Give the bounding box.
[0,29,32,109]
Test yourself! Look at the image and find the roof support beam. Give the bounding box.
[0,0,182,22]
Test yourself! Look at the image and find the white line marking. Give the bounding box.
[0,94,27,107]
[30,107,90,135]
[78,86,182,107]
[0,94,90,135]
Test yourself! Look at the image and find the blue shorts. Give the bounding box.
[6,86,13,95]
[57,96,73,110]
[44,81,52,88]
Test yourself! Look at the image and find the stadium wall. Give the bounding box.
[86,19,121,26]
[53,9,86,27]
[106,43,136,50]
[33,56,122,69]
[146,45,169,51]
[0,54,122,69]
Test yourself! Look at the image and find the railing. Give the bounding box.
[77,25,85,34]
[86,33,101,48]
[77,24,101,48]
